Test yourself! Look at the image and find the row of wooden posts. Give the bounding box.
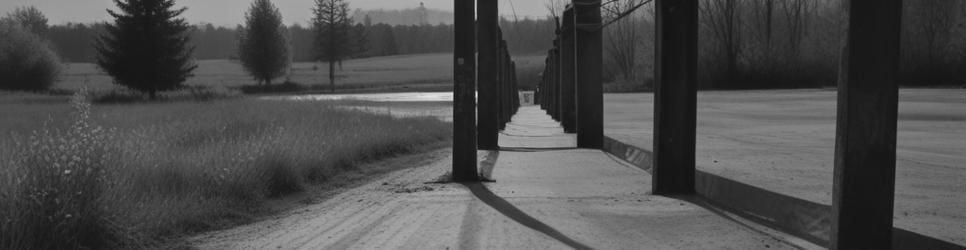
[535,3,605,145]
[451,0,522,182]
[537,0,902,249]
[459,0,906,249]
[480,27,522,148]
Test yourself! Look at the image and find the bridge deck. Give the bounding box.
[194,105,808,249]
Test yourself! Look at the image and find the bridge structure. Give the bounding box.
[452,0,962,249]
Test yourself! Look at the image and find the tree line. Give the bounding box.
[600,0,966,89]
[44,18,556,64]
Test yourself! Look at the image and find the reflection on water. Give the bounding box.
[266,91,534,122]
[265,92,460,102]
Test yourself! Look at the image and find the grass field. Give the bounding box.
[55,53,547,93]
[0,92,451,249]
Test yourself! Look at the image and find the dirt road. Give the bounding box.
[192,106,809,249]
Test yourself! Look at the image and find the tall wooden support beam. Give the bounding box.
[575,0,603,148]
[499,40,508,129]
[551,45,560,121]
[452,0,478,182]
[477,0,499,150]
[560,7,577,133]
[831,1,902,249]
[502,40,511,127]
[652,0,698,194]
[511,61,518,112]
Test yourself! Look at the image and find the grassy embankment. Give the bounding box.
[0,91,451,249]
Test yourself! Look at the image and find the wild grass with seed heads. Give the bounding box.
[0,92,451,249]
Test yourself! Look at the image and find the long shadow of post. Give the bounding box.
[461,183,594,250]
[461,150,594,250]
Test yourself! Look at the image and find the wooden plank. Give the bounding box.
[831,0,903,249]
[574,0,604,148]
[652,0,698,194]
[476,0,499,149]
[452,0,478,182]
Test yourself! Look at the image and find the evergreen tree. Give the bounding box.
[313,0,354,93]
[351,23,369,58]
[238,0,290,86]
[95,0,197,98]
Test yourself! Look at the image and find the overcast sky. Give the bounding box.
[0,0,550,27]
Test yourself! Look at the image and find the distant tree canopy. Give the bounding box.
[238,0,290,86]
[0,21,61,91]
[4,6,49,36]
[592,0,966,89]
[96,0,197,98]
[44,17,555,66]
[351,7,454,26]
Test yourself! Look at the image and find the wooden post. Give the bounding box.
[512,61,518,113]
[575,0,603,149]
[551,45,560,121]
[831,1,902,249]
[560,7,577,133]
[477,0,499,150]
[495,36,504,130]
[452,0,478,182]
[652,0,698,194]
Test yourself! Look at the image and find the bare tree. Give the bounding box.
[545,0,567,21]
[749,0,775,63]
[903,0,958,83]
[312,0,354,93]
[781,0,813,68]
[603,0,645,81]
[700,0,742,86]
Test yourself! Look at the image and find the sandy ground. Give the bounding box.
[191,106,807,250]
[603,89,966,244]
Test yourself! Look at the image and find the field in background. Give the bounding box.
[0,95,451,249]
[55,53,547,93]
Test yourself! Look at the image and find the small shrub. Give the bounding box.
[91,87,239,104]
[239,81,306,94]
[0,22,61,91]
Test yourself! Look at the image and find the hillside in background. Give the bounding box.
[351,6,454,26]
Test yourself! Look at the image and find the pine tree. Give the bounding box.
[95,0,197,98]
[351,23,369,57]
[238,0,290,86]
[312,0,354,93]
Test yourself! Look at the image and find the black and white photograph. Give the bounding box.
[0,0,963,249]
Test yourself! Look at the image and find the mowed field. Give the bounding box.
[55,53,547,92]
[603,89,966,244]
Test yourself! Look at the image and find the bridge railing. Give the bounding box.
[533,0,964,249]
[537,4,599,140]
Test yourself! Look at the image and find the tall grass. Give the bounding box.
[0,93,451,249]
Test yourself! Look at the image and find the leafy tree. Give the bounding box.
[313,0,354,93]
[0,22,61,91]
[95,0,197,98]
[5,6,48,36]
[238,0,290,86]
